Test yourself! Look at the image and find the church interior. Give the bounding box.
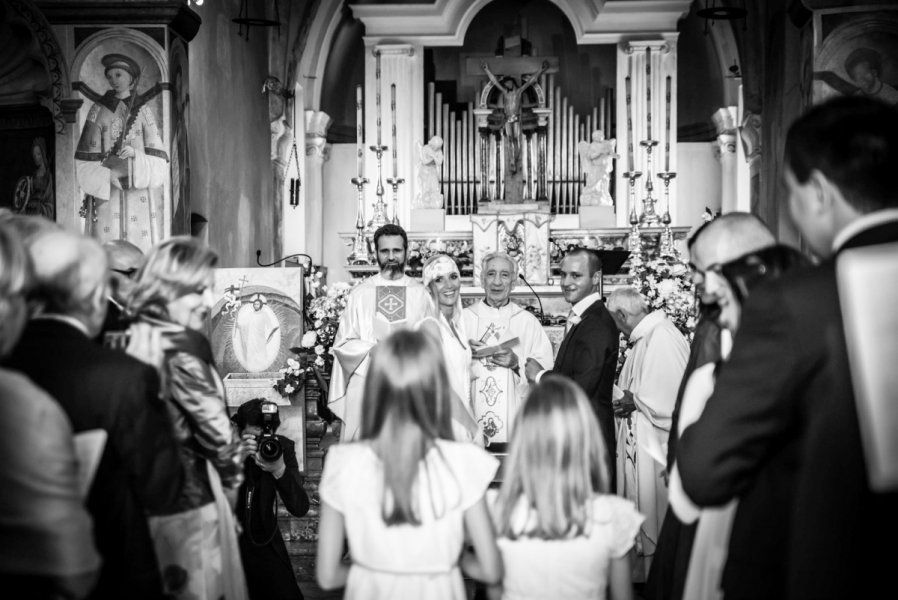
[2,0,896,596]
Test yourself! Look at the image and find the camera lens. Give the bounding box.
[259,435,283,461]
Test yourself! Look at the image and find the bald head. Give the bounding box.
[29,230,109,336]
[689,213,775,268]
[103,239,143,272]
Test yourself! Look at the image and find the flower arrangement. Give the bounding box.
[406,239,473,275]
[628,246,697,341]
[273,270,355,398]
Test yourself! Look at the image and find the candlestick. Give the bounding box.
[349,176,371,264]
[356,85,364,178]
[645,47,652,141]
[625,76,634,173]
[391,84,398,178]
[367,144,389,230]
[657,172,677,253]
[385,176,404,225]
[375,51,382,146]
[665,76,672,173]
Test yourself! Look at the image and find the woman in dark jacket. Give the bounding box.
[128,236,248,600]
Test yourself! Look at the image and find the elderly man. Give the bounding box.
[6,229,183,600]
[606,287,688,581]
[462,252,554,444]
[678,97,898,599]
[327,224,432,441]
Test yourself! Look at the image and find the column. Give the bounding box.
[713,107,738,214]
[739,109,762,214]
[301,110,332,263]
[364,42,423,228]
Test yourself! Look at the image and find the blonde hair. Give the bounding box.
[494,375,610,539]
[128,236,217,319]
[360,329,456,525]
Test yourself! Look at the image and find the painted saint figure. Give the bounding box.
[13,137,55,220]
[233,294,281,373]
[415,135,444,209]
[578,131,619,206]
[481,60,550,173]
[75,53,168,251]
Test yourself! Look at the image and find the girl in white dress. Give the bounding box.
[490,375,644,600]
[315,329,503,599]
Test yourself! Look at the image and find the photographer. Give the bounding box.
[232,399,310,600]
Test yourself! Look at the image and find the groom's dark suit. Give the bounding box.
[678,217,898,600]
[6,319,183,600]
[547,297,620,484]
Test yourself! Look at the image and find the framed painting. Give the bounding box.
[813,9,898,107]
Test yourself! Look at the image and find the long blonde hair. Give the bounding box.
[128,236,217,320]
[360,329,455,525]
[494,375,610,539]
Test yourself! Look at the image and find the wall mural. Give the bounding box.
[74,42,168,251]
[813,11,898,108]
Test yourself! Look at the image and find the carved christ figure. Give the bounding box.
[481,60,550,173]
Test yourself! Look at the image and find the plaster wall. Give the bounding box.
[321,143,359,283]
[676,141,721,232]
[188,0,275,267]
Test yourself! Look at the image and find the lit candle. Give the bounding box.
[645,47,652,141]
[375,52,382,146]
[665,76,672,172]
[625,76,634,173]
[356,84,364,178]
[391,84,397,177]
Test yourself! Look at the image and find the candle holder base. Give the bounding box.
[349,177,371,264]
[385,177,405,226]
[367,145,390,231]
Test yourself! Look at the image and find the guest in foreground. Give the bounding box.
[420,253,480,441]
[678,96,898,599]
[232,399,310,600]
[524,248,620,484]
[0,221,100,599]
[668,228,807,600]
[128,236,248,600]
[5,229,182,600]
[100,239,143,336]
[606,287,688,581]
[463,251,554,445]
[489,375,642,600]
[316,329,502,599]
[327,223,432,441]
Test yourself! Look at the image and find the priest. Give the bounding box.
[326,224,432,441]
[463,252,554,444]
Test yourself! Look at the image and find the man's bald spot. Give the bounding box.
[103,239,143,272]
[30,230,108,303]
[692,213,775,265]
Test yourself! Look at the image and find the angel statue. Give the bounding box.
[578,130,619,206]
[414,136,444,209]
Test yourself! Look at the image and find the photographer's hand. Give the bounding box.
[242,433,286,478]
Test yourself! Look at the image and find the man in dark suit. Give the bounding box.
[525,247,620,484]
[232,399,310,600]
[6,229,183,600]
[678,96,898,599]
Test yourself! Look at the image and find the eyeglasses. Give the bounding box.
[687,261,723,282]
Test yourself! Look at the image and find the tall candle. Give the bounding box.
[375,52,382,146]
[391,84,398,177]
[665,76,672,172]
[645,46,652,141]
[356,84,364,178]
[625,76,634,173]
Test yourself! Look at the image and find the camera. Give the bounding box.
[257,402,283,462]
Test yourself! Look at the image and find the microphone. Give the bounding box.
[517,273,547,325]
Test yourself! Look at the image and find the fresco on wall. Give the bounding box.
[8,134,56,220]
[74,43,168,251]
[813,12,898,107]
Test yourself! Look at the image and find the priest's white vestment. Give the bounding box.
[615,310,689,581]
[462,300,554,444]
[327,273,431,441]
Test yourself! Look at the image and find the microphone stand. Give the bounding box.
[517,274,547,325]
[255,250,313,274]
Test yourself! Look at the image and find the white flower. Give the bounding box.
[287,358,300,369]
[315,356,325,367]
[301,331,317,348]
[315,344,325,355]
[657,279,677,298]
[284,384,295,394]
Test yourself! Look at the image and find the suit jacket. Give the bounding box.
[237,436,309,600]
[549,298,620,483]
[6,319,184,600]
[678,218,898,600]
